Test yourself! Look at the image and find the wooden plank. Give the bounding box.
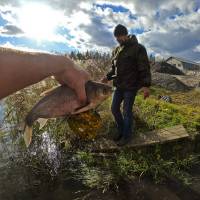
[90,125,189,153]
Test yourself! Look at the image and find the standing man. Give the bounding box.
[102,24,151,146]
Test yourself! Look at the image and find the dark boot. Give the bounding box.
[117,136,132,146]
[113,132,123,142]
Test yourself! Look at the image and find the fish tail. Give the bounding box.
[37,118,48,129]
[23,124,33,148]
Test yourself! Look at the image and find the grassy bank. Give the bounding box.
[70,86,200,191]
[98,86,200,136]
[2,80,200,192]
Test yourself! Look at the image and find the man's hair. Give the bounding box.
[114,24,128,37]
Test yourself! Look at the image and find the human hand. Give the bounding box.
[54,63,91,105]
[142,87,150,99]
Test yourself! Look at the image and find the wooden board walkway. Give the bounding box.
[90,125,189,153]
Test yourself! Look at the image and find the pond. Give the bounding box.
[0,100,91,200]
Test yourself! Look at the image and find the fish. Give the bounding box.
[23,80,113,147]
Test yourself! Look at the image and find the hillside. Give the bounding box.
[151,61,184,75]
[151,72,190,91]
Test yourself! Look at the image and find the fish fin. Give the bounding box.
[40,87,57,97]
[94,104,101,112]
[24,125,33,147]
[74,101,90,111]
[15,121,25,131]
[37,118,48,129]
[72,103,94,114]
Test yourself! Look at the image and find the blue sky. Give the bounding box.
[0,0,200,62]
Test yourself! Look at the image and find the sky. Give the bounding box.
[0,0,200,62]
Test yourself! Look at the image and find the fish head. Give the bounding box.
[85,81,113,105]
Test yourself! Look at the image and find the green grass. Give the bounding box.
[72,86,200,190]
[3,81,200,191]
[70,149,200,191]
[99,86,200,135]
[134,94,200,134]
[149,86,200,107]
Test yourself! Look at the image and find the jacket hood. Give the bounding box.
[127,34,138,45]
[120,34,138,47]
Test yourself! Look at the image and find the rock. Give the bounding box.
[151,62,184,75]
[152,72,190,91]
[172,75,200,88]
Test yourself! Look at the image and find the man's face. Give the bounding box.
[115,35,128,45]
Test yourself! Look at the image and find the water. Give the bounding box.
[1,100,200,200]
[0,102,89,200]
[0,129,89,200]
[0,127,195,200]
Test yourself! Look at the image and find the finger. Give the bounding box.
[75,85,87,105]
[53,75,65,85]
[81,69,91,81]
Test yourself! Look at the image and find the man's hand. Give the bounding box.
[0,48,90,101]
[101,77,109,84]
[55,64,91,105]
[141,87,150,99]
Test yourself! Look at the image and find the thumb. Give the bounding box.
[53,75,65,85]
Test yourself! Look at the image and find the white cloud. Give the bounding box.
[0,0,199,61]
[194,44,200,53]
[0,41,49,52]
[0,24,23,35]
[139,8,200,60]
[0,2,68,43]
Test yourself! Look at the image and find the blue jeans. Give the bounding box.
[111,88,137,138]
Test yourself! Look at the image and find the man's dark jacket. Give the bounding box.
[107,35,151,90]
